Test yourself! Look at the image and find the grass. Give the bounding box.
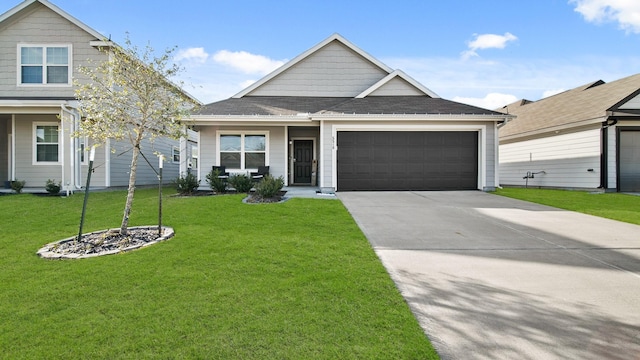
[494,187,640,225]
[0,189,438,359]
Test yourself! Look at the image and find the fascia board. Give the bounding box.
[190,113,509,123]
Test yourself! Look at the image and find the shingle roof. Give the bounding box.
[195,96,504,116]
[498,73,640,139]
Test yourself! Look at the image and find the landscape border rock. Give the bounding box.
[37,226,175,259]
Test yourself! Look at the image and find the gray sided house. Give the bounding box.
[192,34,511,192]
[0,0,197,192]
[498,73,640,192]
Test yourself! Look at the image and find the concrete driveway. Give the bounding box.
[338,191,640,360]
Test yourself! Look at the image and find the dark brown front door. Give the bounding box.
[293,140,313,184]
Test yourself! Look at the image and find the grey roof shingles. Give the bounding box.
[195,96,504,116]
[498,73,640,139]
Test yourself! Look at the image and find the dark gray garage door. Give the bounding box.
[337,131,478,191]
[619,130,640,192]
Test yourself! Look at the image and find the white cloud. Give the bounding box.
[384,54,640,110]
[453,93,519,110]
[212,50,286,75]
[240,79,257,89]
[542,88,566,98]
[570,0,640,33]
[175,47,209,63]
[462,32,518,59]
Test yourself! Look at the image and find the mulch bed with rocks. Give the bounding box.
[37,226,174,259]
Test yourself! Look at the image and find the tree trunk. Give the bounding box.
[120,131,144,235]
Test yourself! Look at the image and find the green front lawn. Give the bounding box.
[495,187,640,225]
[0,189,437,359]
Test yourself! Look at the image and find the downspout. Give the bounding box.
[61,104,81,191]
[600,116,617,189]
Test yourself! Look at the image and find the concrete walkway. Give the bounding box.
[338,191,640,360]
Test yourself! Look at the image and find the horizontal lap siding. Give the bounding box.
[499,128,601,188]
[247,41,387,97]
[0,3,105,98]
[14,114,58,186]
[109,137,181,187]
[198,126,286,184]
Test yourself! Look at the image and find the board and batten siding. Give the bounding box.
[197,126,286,186]
[246,41,387,97]
[322,120,497,191]
[499,128,601,188]
[0,2,106,98]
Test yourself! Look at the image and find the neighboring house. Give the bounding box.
[498,73,640,192]
[0,0,197,192]
[191,34,511,192]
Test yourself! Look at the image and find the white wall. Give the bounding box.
[500,128,601,188]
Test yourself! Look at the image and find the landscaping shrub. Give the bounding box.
[205,168,226,193]
[254,174,284,198]
[45,179,61,195]
[228,174,253,193]
[174,172,200,195]
[10,180,25,194]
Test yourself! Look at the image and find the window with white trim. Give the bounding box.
[34,123,60,163]
[79,137,88,164]
[190,145,198,169]
[172,146,180,163]
[218,132,267,170]
[19,45,71,85]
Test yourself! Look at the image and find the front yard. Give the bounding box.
[495,188,640,225]
[0,189,437,359]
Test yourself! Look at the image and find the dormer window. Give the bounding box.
[18,44,71,85]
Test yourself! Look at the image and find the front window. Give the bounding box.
[219,132,267,170]
[190,145,198,169]
[19,45,71,85]
[34,124,59,163]
[79,137,88,164]
[172,146,180,163]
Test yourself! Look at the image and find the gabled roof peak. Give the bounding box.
[232,33,395,98]
[0,0,105,40]
[356,70,440,98]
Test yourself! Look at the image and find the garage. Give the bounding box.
[619,130,640,192]
[337,131,478,191]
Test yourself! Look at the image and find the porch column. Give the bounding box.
[10,114,15,181]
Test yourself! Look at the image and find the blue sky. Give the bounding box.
[7,0,640,108]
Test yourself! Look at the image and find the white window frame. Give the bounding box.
[17,44,73,86]
[33,122,61,165]
[172,146,180,164]
[190,144,198,169]
[79,136,88,165]
[216,131,269,171]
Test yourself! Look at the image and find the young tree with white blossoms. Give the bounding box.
[74,37,198,235]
